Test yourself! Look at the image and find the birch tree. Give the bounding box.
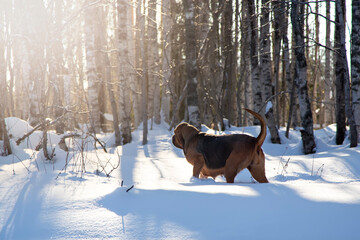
[184,0,200,129]
[272,0,284,126]
[203,1,223,129]
[284,0,297,137]
[196,0,210,126]
[117,0,132,144]
[324,0,334,126]
[334,0,357,147]
[28,0,47,127]
[127,3,139,129]
[95,7,107,133]
[240,0,252,126]
[221,0,237,127]
[248,0,260,116]
[161,0,172,124]
[134,1,143,129]
[139,0,148,145]
[312,1,320,126]
[211,1,224,129]
[49,0,65,134]
[0,109,12,155]
[352,0,360,143]
[12,1,32,122]
[334,0,346,145]
[4,1,14,117]
[148,0,161,125]
[84,2,101,134]
[260,0,280,143]
[291,0,316,154]
[105,53,121,146]
[231,0,239,126]
[102,6,121,146]
[0,7,12,155]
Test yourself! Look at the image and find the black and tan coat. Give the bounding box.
[172,109,269,183]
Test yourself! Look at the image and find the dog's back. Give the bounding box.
[196,134,233,169]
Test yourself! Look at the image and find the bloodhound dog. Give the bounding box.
[172,109,269,183]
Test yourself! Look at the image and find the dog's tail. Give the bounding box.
[245,109,266,147]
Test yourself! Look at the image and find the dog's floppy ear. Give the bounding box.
[172,134,184,149]
[172,123,187,149]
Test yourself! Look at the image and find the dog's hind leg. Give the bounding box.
[225,154,250,183]
[225,170,236,183]
[247,165,269,183]
[225,165,240,183]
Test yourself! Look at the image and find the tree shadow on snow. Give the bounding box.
[97,182,360,240]
[0,172,51,240]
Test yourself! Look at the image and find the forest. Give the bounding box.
[0,0,359,155]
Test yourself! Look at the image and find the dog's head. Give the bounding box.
[172,122,200,149]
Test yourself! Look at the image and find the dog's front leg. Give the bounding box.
[192,160,204,178]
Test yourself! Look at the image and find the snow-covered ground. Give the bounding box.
[1,118,360,240]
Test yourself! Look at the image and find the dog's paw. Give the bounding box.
[189,176,201,183]
[190,176,215,184]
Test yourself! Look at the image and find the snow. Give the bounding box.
[266,100,273,113]
[1,120,360,239]
[5,117,62,150]
[5,117,34,139]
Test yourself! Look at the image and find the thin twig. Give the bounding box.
[126,185,134,192]
[315,164,325,176]
[88,133,107,153]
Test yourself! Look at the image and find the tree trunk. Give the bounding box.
[240,0,252,126]
[208,2,223,128]
[168,2,186,129]
[161,0,172,124]
[222,0,235,128]
[351,0,360,143]
[0,26,12,155]
[0,116,12,156]
[335,0,357,147]
[128,7,140,129]
[84,4,101,134]
[284,1,294,138]
[139,1,148,145]
[134,1,142,129]
[313,1,320,127]
[26,0,45,127]
[117,0,132,144]
[105,53,121,146]
[20,39,31,120]
[260,0,280,143]
[95,8,107,133]
[42,119,51,160]
[196,0,211,126]
[334,0,345,144]
[49,0,65,134]
[127,2,138,132]
[291,0,316,154]
[324,0,333,126]
[148,0,161,125]
[247,0,260,116]
[232,0,240,126]
[272,0,284,128]
[279,0,288,127]
[184,0,200,129]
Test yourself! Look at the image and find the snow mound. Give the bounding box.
[5,117,34,139]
